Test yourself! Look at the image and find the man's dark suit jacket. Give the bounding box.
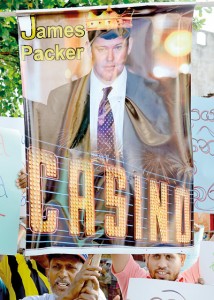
[29,70,170,162]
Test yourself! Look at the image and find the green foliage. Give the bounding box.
[0,0,67,117]
[192,17,206,31]
[0,15,23,117]
[193,5,212,31]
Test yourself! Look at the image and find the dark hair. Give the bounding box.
[88,28,130,44]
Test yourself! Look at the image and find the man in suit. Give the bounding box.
[29,28,170,160]
[25,27,171,249]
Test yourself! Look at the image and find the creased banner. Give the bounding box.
[192,96,214,212]
[0,127,22,254]
[17,4,195,254]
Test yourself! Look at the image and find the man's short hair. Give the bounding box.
[47,253,88,263]
[88,28,130,44]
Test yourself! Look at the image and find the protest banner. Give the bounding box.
[199,241,214,285]
[0,127,22,254]
[17,3,195,255]
[191,96,214,213]
[127,277,214,300]
[0,117,26,217]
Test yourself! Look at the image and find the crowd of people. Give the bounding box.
[10,169,212,300]
[10,201,208,300]
[1,229,213,300]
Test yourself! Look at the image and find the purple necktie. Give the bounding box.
[97,86,115,158]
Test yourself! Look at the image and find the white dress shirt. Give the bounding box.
[90,67,127,156]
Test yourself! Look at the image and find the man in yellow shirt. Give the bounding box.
[0,253,51,300]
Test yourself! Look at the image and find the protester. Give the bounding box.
[0,253,51,299]
[111,243,211,300]
[16,169,113,300]
[0,219,51,300]
[21,253,106,300]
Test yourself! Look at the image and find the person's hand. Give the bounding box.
[31,254,49,271]
[16,167,27,189]
[61,255,101,300]
[113,296,120,300]
[77,277,99,300]
[194,223,201,232]
[198,277,205,285]
[210,234,214,241]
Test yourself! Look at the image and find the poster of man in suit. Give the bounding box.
[18,3,195,254]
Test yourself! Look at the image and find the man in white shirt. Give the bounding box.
[30,28,169,161]
[89,29,132,157]
[22,254,106,300]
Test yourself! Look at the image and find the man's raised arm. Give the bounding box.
[111,254,130,273]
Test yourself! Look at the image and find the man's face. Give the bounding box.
[91,36,132,84]
[146,253,185,281]
[47,256,83,297]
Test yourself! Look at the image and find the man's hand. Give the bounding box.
[77,277,100,300]
[61,255,101,300]
[198,277,205,285]
[16,167,27,189]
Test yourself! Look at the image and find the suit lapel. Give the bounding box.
[70,75,90,150]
